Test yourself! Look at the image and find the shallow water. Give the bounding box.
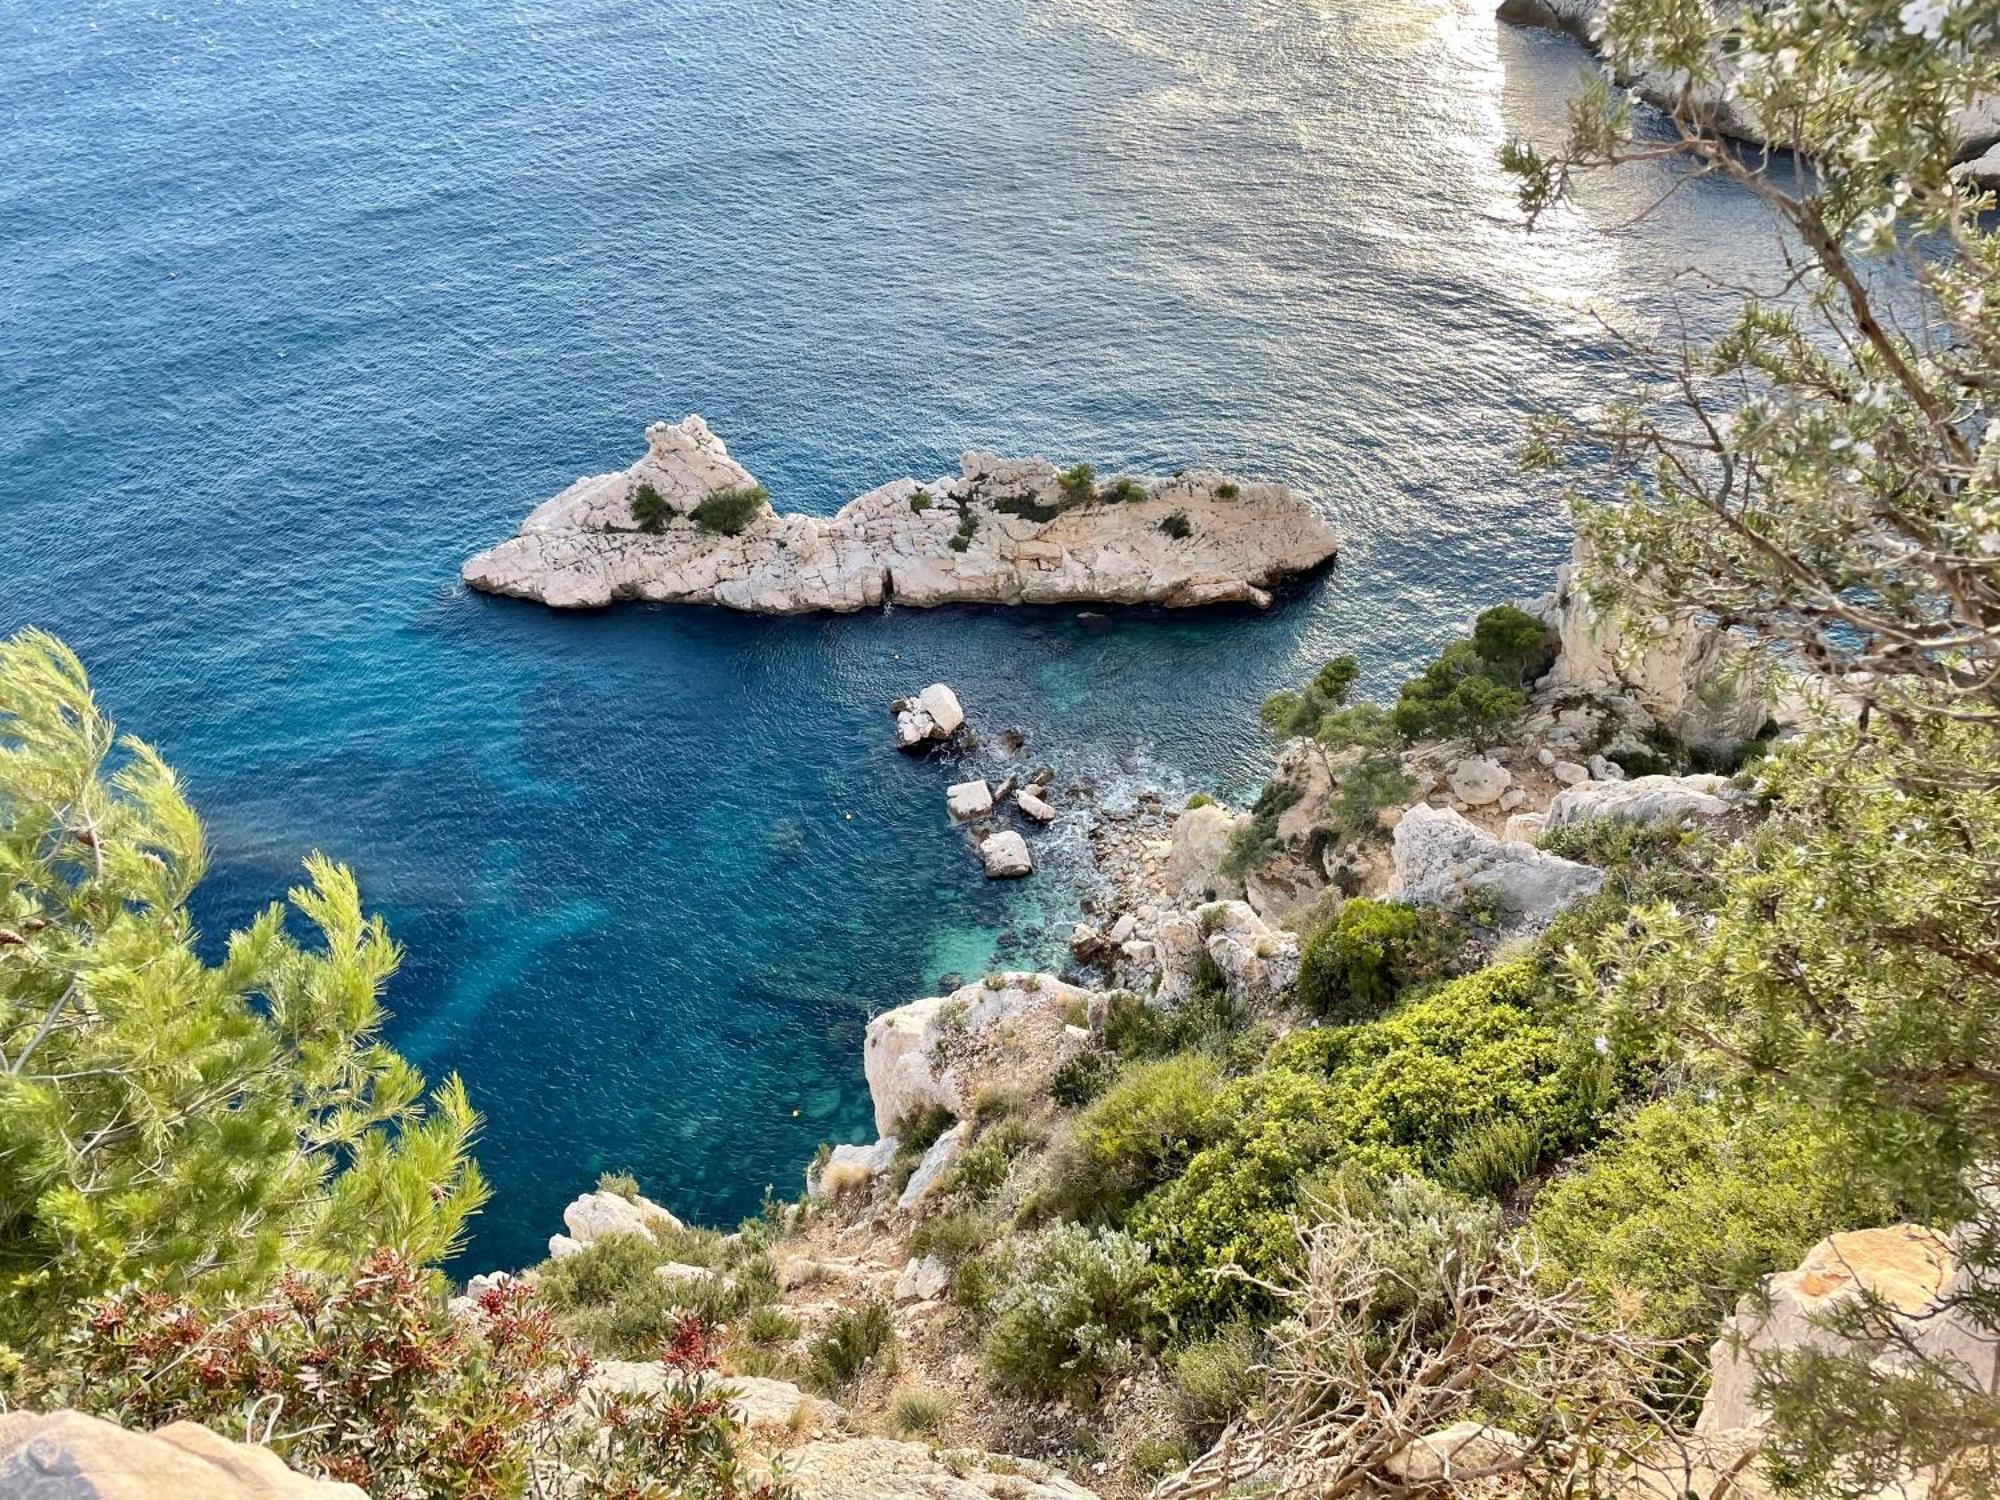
[2,0,1794,1270]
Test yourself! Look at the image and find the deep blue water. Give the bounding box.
[2,0,1792,1271]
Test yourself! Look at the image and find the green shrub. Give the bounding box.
[1530,1095,1896,1354]
[1326,756,1414,842]
[537,1231,666,1313]
[744,1304,800,1344]
[1051,1044,1118,1107]
[1215,482,1239,500]
[951,1253,999,1317]
[1439,1115,1544,1198]
[890,1383,953,1437]
[1315,701,1399,751]
[995,492,1062,522]
[909,1209,998,1269]
[1332,1175,1502,1340]
[1107,476,1145,502]
[1135,960,1609,1325]
[1185,792,1217,809]
[1391,641,1526,745]
[596,1170,642,1201]
[1039,1053,1221,1224]
[1296,899,1449,1022]
[910,488,934,512]
[691,484,769,536]
[1159,510,1193,540]
[982,1224,1155,1401]
[629,483,672,533]
[804,1299,894,1392]
[1169,1323,1262,1447]
[1219,781,1304,878]
[1470,604,1557,687]
[946,1118,1034,1201]
[1100,983,1246,1063]
[1057,463,1096,505]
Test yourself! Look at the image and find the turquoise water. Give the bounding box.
[2,0,1788,1270]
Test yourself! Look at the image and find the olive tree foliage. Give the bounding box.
[1506,0,2000,778]
[0,630,488,1355]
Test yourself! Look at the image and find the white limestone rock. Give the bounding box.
[464,420,1340,616]
[980,830,1033,879]
[946,780,993,820]
[562,1189,683,1247]
[0,1412,368,1500]
[894,1254,952,1304]
[1503,812,1546,843]
[1448,757,1512,807]
[1587,753,1627,782]
[1552,759,1590,786]
[1155,900,1300,1012]
[863,973,1101,1134]
[547,1233,584,1260]
[1546,773,1740,830]
[1390,803,1603,930]
[1698,1224,1997,1437]
[897,1121,970,1209]
[915,682,964,735]
[1165,802,1248,903]
[587,1363,840,1435]
[1016,789,1057,824]
[809,1137,899,1199]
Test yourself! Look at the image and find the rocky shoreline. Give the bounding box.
[461,416,1341,613]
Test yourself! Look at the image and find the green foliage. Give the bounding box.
[1330,1174,1502,1343]
[533,1230,764,1359]
[1038,1053,1221,1224]
[744,1303,800,1345]
[630,481,673,533]
[1530,1095,1895,1359]
[1057,463,1096,505]
[982,1223,1154,1401]
[1168,1322,1262,1448]
[1259,655,1359,739]
[1391,638,1527,747]
[1050,1044,1118,1107]
[994,492,1062,522]
[1215,482,1239,500]
[949,504,978,552]
[908,1208,997,1270]
[945,1118,1034,1201]
[1295,899,1450,1022]
[1438,1114,1543,1199]
[890,1383,953,1437]
[1108,477,1146,502]
[888,1106,957,1192]
[58,1252,785,1500]
[597,1170,642,1201]
[1218,781,1303,879]
[1100,982,1247,1065]
[691,484,769,536]
[804,1298,893,1393]
[1134,959,1614,1325]
[1470,604,1556,687]
[1326,755,1414,841]
[1314,701,1399,752]
[909,488,934,513]
[1159,510,1193,540]
[0,631,487,1355]
[1185,792,1216,810]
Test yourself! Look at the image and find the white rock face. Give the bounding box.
[1503,812,1546,843]
[980,830,1033,879]
[1698,1224,1997,1436]
[0,1411,368,1500]
[810,1137,899,1199]
[946,780,993,820]
[863,973,1101,1135]
[1390,803,1604,930]
[562,1189,683,1246]
[1016,789,1057,824]
[1587,753,1627,783]
[784,1437,1100,1500]
[1448,758,1512,807]
[1552,759,1591,786]
[1156,900,1301,1012]
[1547,533,1769,749]
[1165,803,1248,902]
[1546,773,1740,830]
[895,1254,952,1303]
[547,1233,583,1259]
[464,419,1340,613]
[587,1362,839,1434]
[897,1122,971,1209]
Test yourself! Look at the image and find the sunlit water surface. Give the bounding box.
[2,0,1795,1269]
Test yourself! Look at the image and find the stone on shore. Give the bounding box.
[946,780,993,820]
[895,1254,952,1303]
[562,1188,683,1246]
[895,684,965,749]
[1016,789,1057,824]
[980,830,1033,879]
[1390,803,1603,930]
[1448,757,1512,807]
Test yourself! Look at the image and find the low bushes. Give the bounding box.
[1296,899,1451,1022]
[629,483,672,532]
[982,1224,1155,1401]
[1159,510,1192,540]
[1038,1053,1221,1224]
[804,1299,894,1393]
[692,484,769,536]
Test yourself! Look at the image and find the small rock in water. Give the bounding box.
[980,831,1034,879]
[1017,790,1057,824]
[946,779,993,821]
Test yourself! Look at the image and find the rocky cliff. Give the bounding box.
[461,417,1340,612]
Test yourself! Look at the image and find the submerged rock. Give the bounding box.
[463,417,1339,613]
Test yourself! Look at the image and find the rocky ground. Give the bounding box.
[461,416,1340,612]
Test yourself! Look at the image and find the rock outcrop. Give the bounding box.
[1165,802,1249,903]
[1390,803,1604,929]
[979,831,1033,879]
[783,1437,1099,1500]
[463,418,1340,613]
[1699,1223,1998,1436]
[862,973,1098,1135]
[0,1411,365,1500]
[548,1188,683,1258]
[1155,900,1301,1013]
[1545,772,1742,830]
[895,684,965,749]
